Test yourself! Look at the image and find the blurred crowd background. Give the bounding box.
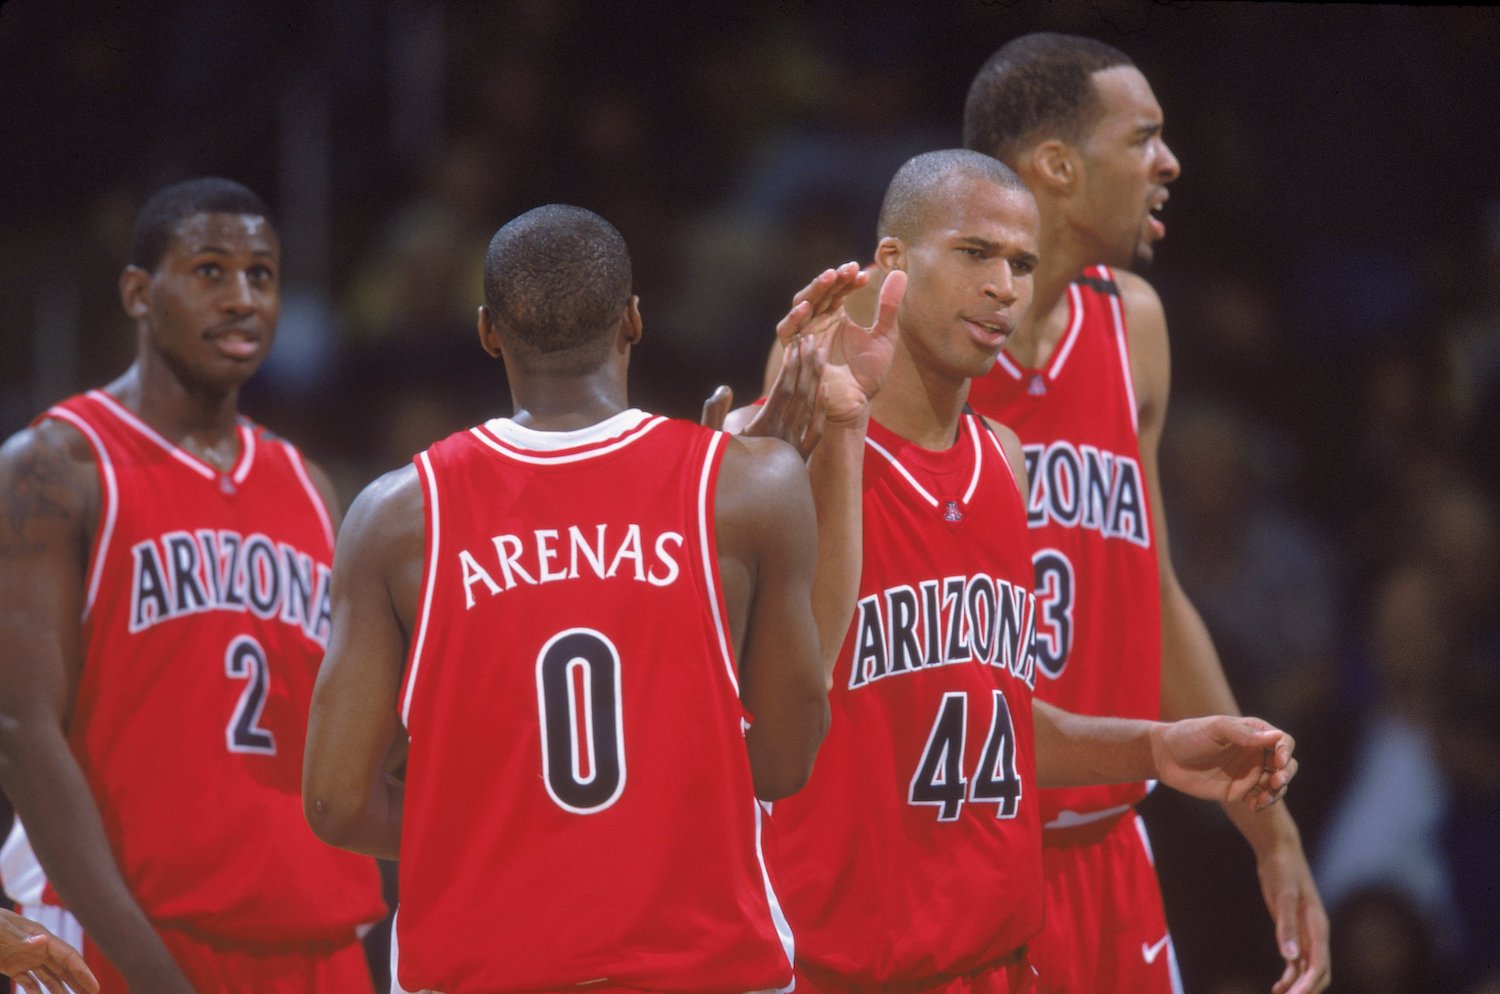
[2,2,1498,992]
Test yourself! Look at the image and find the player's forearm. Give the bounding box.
[0,725,192,990]
[807,421,865,685]
[1032,700,1161,787]
[1158,579,1240,720]
[1223,779,1305,859]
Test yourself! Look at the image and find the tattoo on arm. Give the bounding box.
[0,439,85,560]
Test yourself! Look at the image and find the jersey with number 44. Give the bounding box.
[0,390,385,943]
[968,265,1163,826]
[396,411,795,994]
[772,414,1042,984]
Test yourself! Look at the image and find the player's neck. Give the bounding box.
[506,370,630,432]
[871,350,967,451]
[1004,221,1095,369]
[110,361,242,443]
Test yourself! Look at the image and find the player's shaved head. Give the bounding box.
[130,177,272,272]
[962,32,1134,165]
[877,149,1032,243]
[483,204,633,373]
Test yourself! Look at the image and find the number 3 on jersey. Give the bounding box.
[1033,548,1075,680]
[536,628,626,814]
[909,690,1022,821]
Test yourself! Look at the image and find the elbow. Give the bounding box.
[301,782,367,851]
[750,701,830,802]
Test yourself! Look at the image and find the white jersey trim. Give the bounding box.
[753,799,797,991]
[282,440,334,549]
[0,819,46,908]
[864,435,938,508]
[695,432,739,695]
[473,409,663,464]
[42,407,118,622]
[1098,265,1141,434]
[1050,281,1087,380]
[960,417,986,504]
[403,451,443,728]
[977,417,1022,496]
[87,389,222,482]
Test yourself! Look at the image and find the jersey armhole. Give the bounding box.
[37,407,118,623]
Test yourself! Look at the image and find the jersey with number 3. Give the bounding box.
[0,389,385,943]
[772,414,1042,984]
[396,411,795,994]
[967,266,1163,827]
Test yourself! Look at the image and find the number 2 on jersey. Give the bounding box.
[536,628,626,814]
[224,635,276,754]
[909,690,1022,821]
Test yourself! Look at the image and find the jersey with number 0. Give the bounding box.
[0,389,385,943]
[395,410,794,994]
[772,413,1042,984]
[967,265,1162,827]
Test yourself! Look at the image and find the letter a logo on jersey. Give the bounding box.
[943,500,964,522]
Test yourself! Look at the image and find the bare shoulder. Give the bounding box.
[714,434,813,542]
[1112,270,1171,418]
[981,417,1030,496]
[0,419,99,542]
[342,465,424,541]
[299,456,344,531]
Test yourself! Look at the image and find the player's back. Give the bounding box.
[396,409,793,994]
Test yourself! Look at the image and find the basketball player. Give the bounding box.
[960,34,1330,994]
[0,178,386,993]
[0,908,97,994]
[302,204,838,993]
[766,149,1296,993]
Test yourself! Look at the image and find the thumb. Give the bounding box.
[874,270,907,331]
[700,386,733,430]
[1273,892,1301,962]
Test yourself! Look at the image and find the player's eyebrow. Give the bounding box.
[956,236,1038,269]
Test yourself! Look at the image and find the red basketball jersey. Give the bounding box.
[772,414,1042,984]
[967,266,1162,826]
[395,411,795,994]
[0,390,385,942]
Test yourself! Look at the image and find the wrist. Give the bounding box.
[1227,794,1304,858]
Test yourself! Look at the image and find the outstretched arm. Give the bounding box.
[0,423,199,994]
[1123,271,1329,994]
[1032,701,1295,810]
[303,467,423,860]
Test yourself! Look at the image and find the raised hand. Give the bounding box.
[776,263,906,428]
[1151,715,1296,810]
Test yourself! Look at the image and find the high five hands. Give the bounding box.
[702,263,906,451]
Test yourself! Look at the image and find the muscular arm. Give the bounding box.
[0,424,197,994]
[1122,272,1330,994]
[302,467,422,860]
[715,437,828,800]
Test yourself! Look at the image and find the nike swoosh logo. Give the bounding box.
[1142,935,1170,964]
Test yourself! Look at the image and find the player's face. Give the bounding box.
[1073,66,1180,271]
[130,212,281,389]
[889,180,1040,382]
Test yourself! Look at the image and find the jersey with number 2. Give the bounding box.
[0,389,384,944]
[396,411,794,994]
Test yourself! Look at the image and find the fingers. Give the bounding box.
[700,385,733,430]
[781,263,867,343]
[871,269,907,339]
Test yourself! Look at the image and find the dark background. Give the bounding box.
[2,2,1498,992]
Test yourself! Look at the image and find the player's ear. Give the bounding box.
[476,305,504,358]
[619,295,643,349]
[119,265,151,320]
[1030,140,1077,195]
[874,237,906,274]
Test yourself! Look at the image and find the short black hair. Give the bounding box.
[963,33,1134,166]
[129,177,272,271]
[483,205,632,373]
[877,149,1031,243]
